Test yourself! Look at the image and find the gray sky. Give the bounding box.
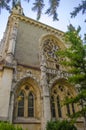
[0,0,85,40]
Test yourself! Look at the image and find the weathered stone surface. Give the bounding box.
[0,3,84,130]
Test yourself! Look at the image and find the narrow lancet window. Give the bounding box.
[18,91,24,117]
[51,96,56,118]
[57,96,62,117]
[66,104,70,115]
[28,92,34,117]
[72,103,75,114]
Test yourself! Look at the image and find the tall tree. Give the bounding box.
[70,0,86,22]
[0,0,86,21]
[0,0,10,12]
[0,0,60,20]
[56,24,86,128]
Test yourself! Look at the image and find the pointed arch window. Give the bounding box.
[72,103,75,114]
[66,104,70,115]
[57,96,62,117]
[51,96,56,118]
[28,92,34,117]
[18,91,24,117]
[15,83,41,120]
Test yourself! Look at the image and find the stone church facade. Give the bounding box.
[0,2,84,130]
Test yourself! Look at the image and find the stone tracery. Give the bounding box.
[41,36,60,70]
[13,77,41,122]
[50,81,77,119]
[42,38,59,61]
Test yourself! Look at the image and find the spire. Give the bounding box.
[11,0,24,15]
[16,0,21,7]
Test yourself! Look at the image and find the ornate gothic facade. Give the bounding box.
[0,2,84,130]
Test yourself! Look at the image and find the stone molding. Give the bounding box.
[5,17,19,63]
[49,71,70,88]
[39,34,65,50]
[12,71,40,93]
[10,13,64,38]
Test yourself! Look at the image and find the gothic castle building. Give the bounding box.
[0,2,84,130]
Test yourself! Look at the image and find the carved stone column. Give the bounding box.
[8,90,14,123]
[6,20,18,63]
[0,68,13,120]
[40,54,51,130]
[0,21,11,60]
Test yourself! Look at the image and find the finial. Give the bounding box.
[12,0,21,8]
[16,0,21,6]
[11,0,24,15]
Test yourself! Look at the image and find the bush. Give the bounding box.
[46,120,77,130]
[0,122,24,130]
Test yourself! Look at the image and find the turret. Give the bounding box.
[11,0,24,15]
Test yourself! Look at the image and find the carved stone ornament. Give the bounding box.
[42,38,59,61]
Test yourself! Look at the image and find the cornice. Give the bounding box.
[17,63,40,71]
[10,13,64,37]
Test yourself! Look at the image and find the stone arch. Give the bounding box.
[49,77,78,119]
[39,33,66,50]
[14,75,41,95]
[49,77,77,95]
[39,34,66,70]
[13,76,42,121]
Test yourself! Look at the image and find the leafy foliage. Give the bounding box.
[46,120,77,130]
[45,0,60,21]
[0,0,60,20]
[0,0,10,12]
[57,24,86,85]
[0,0,86,21]
[57,24,86,121]
[71,0,86,22]
[64,90,86,121]
[0,122,24,130]
[32,0,45,20]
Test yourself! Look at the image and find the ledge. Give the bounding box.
[13,117,41,124]
[0,116,9,122]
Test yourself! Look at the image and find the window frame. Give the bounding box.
[28,92,34,117]
[17,91,24,117]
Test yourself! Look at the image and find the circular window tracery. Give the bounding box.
[42,38,59,61]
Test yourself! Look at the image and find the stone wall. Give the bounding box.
[0,68,13,120]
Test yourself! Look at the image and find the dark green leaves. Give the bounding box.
[0,0,11,13]
[45,0,60,21]
[32,0,45,20]
[0,122,24,130]
[46,120,77,130]
[32,0,60,20]
[71,0,86,22]
[0,0,60,21]
[56,24,86,121]
[0,0,86,21]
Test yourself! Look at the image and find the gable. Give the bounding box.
[15,21,48,67]
[14,17,64,68]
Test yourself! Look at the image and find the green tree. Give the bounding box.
[56,24,86,128]
[0,121,24,130]
[70,0,86,22]
[0,0,60,20]
[0,0,10,12]
[46,120,77,130]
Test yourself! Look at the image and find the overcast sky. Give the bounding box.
[0,0,85,40]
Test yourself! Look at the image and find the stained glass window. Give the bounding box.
[57,96,62,117]
[28,92,34,117]
[18,91,24,117]
[51,96,56,118]
[66,104,70,115]
[72,103,75,114]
